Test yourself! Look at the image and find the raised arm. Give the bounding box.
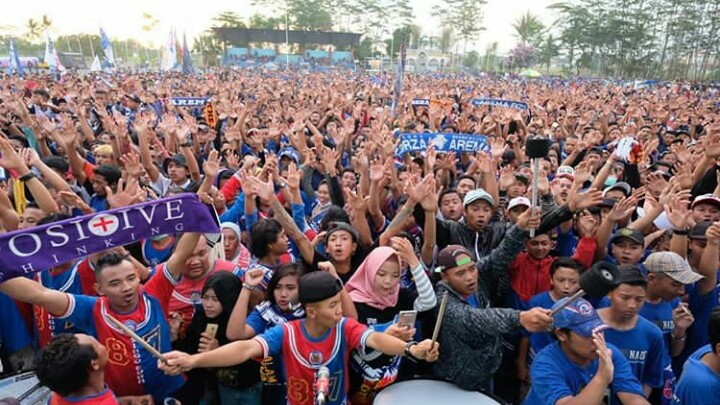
[0,138,58,214]
[0,277,69,317]
[226,268,262,341]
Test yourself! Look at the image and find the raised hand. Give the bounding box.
[390,236,420,268]
[106,178,145,208]
[21,147,42,168]
[664,195,691,231]
[285,163,302,191]
[202,150,221,179]
[594,332,614,385]
[567,187,603,212]
[0,137,28,172]
[119,152,143,179]
[577,211,599,238]
[244,267,265,287]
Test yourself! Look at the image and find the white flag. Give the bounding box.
[44,31,65,73]
[160,29,177,71]
[90,55,102,72]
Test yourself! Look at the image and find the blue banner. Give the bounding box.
[472,98,528,110]
[395,133,489,157]
[171,97,208,107]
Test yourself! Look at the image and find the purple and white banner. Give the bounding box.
[0,194,219,282]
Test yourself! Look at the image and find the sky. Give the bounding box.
[3,0,556,54]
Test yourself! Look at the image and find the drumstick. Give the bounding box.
[431,292,449,345]
[106,314,168,364]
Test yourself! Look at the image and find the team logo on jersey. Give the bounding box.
[190,291,202,305]
[88,214,120,237]
[123,319,138,332]
[309,349,323,366]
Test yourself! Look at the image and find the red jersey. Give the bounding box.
[254,317,372,405]
[48,387,119,405]
[168,259,236,328]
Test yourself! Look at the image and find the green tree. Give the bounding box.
[440,26,455,54]
[512,11,545,47]
[194,31,223,66]
[355,36,374,60]
[463,50,480,70]
[434,0,487,53]
[25,19,42,43]
[538,34,560,72]
[213,11,246,28]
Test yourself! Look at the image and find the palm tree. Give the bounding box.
[41,14,53,31]
[439,26,455,54]
[512,11,544,45]
[26,19,40,43]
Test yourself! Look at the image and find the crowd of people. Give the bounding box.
[0,68,719,405]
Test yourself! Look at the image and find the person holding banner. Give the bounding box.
[0,230,204,402]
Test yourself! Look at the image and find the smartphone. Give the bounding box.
[398,310,417,327]
[205,323,218,339]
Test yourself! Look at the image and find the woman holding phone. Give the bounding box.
[345,239,437,405]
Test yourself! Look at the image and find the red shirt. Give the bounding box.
[49,387,119,404]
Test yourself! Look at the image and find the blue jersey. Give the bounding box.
[0,293,33,353]
[55,267,184,402]
[673,345,720,405]
[603,317,666,390]
[522,342,644,405]
[527,292,557,357]
[639,298,680,349]
[685,275,720,358]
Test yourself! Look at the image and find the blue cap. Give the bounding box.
[278,147,300,164]
[552,298,608,337]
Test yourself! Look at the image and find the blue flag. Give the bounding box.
[99,27,116,67]
[472,98,528,110]
[8,40,24,77]
[182,33,194,75]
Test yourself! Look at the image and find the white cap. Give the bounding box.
[556,166,575,180]
[508,197,531,210]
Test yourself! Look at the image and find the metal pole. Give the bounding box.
[88,36,95,57]
[530,157,540,238]
[285,8,290,68]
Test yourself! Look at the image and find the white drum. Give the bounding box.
[0,372,51,405]
[373,379,503,405]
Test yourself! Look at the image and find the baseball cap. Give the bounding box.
[610,228,644,245]
[644,251,704,284]
[163,154,189,173]
[689,221,712,240]
[325,222,359,243]
[435,245,474,273]
[124,93,141,103]
[603,182,632,198]
[278,147,300,164]
[299,271,343,304]
[463,188,495,208]
[514,173,530,186]
[691,194,720,210]
[556,166,575,181]
[508,197,531,211]
[552,297,608,337]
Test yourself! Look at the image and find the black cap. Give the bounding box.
[299,271,343,304]
[325,222,359,243]
[611,228,644,245]
[163,153,189,173]
[689,221,712,240]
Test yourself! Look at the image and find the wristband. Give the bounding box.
[671,331,686,341]
[403,341,420,361]
[673,229,690,236]
[242,283,255,291]
[179,142,192,148]
[19,172,36,182]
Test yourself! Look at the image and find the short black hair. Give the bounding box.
[43,156,70,173]
[550,257,584,277]
[439,188,460,204]
[456,175,476,188]
[36,334,97,396]
[38,213,72,226]
[319,205,350,232]
[93,165,122,186]
[95,252,127,278]
[341,168,356,177]
[250,218,283,259]
[710,308,720,354]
